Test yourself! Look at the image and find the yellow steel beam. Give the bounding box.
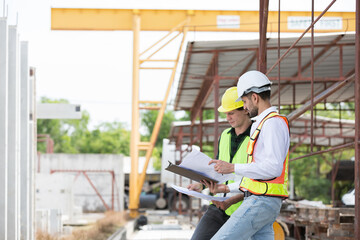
[129,10,141,218]
[51,8,355,32]
[137,18,190,199]
[128,14,190,217]
[139,100,163,104]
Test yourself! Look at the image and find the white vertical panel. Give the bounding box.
[7,24,20,240]
[0,17,8,240]
[29,68,36,240]
[20,41,30,240]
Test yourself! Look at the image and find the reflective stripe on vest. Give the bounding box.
[218,128,249,216]
[240,112,289,198]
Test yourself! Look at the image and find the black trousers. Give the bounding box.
[191,204,230,240]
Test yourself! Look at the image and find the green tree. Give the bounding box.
[141,108,175,147]
[37,97,130,155]
[76,122,130,155]
[37,97,87,153]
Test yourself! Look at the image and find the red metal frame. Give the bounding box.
[170,0,360,236]
[37,134,54,153]
[37,134,54,173]
[354,0,360,237]
[50,169,118,211]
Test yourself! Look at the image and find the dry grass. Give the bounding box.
[36,231,57,240]
[36,211,127,240]
[64,211,127,240]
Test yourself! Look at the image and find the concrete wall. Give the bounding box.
[37,154,124,213]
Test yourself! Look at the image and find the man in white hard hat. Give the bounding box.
[187,86,252,240]
[209,70,290,240]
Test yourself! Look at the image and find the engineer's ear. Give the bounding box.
[251,92,259,103]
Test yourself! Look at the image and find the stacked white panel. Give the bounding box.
[8,24,20,240]
[20,41,30,240]
[0,17,8,240]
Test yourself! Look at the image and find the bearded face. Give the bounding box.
[242,94,259,118]
[248,105,258,118]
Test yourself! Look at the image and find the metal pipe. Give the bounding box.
[354,0,360,237]
[339,45,343,78]
[289,142,355,162]
[266,0,338,75]
[259,0,269,73]
[277,0,281,113]
[310,0,315,152]
[214,53,220,158]
[287,74,355,122]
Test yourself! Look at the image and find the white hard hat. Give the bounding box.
[235,70,272,102]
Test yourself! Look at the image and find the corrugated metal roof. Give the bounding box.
[174,33,355,111]
[169,115,355,147]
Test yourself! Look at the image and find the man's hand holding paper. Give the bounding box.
[201,179,229,195]
[187,182,204,193]
[179,149,234,183]
[209,159,235,174]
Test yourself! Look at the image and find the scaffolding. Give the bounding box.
[169,0,359,238]
[50,1,359,231]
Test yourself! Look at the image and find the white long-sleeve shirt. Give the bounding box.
[228,106,290,192]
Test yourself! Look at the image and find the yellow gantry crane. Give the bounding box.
[51,7,355,217]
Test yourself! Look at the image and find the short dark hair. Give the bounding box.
[244,90,271,101]
[236,107,244,111]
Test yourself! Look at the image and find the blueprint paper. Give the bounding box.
[179,149,234,183]
[171,185,229,202]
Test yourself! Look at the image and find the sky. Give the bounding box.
[2,0,355,130]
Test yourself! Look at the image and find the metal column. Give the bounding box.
[0,17,8,240]
[20,41,30,240]
[213,53,220,157]
[354,0,360,238]
[129,10,141,217]
[259,0,269,73]
[7,25,20,240]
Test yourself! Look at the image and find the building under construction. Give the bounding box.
[0,0,359,239]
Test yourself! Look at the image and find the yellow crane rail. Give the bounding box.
[51,8,355,33]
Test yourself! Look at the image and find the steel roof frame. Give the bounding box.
[170,0,360,237]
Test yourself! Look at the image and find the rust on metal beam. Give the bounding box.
[289,142,355,162]
[233,52,257,85]
[292,35,344,78]
[258,0,269,73]
[190,42,354,55]
[354,0,360,237]
[190,53,217,123]
[266,0,338,75]
[287,74,355,122]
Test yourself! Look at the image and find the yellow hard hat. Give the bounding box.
[218,87,244,113]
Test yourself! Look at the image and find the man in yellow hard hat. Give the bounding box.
[187,86,252,240]
[209,71,290,240]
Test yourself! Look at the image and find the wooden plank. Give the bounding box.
[328,223,354,238]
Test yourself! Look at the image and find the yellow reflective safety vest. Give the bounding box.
[217,127,249,216]
[240,112,289,198]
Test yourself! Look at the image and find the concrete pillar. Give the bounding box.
[20,41,30,240]
[0,17,8,240]
[8,25,20,240]
[29,68,36,240]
